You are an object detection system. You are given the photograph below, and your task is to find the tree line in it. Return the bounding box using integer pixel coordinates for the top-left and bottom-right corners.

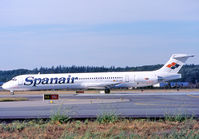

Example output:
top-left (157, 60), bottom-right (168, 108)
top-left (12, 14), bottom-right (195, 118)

top-left (0, 64), bottom-right (198, 83)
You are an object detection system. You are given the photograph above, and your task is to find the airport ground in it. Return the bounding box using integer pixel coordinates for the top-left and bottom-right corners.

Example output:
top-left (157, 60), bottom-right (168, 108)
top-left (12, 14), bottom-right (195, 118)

top-left (0, 89), bottom-right (199, 119)
top-left (1, 88), bottom-right (199, 95)
top-left (0, 89), bottom-right (199, 138)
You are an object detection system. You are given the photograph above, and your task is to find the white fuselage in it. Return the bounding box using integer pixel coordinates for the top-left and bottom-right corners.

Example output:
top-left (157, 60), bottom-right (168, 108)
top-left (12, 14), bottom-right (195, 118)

top-left (2, 71), bottom-right (163, 91)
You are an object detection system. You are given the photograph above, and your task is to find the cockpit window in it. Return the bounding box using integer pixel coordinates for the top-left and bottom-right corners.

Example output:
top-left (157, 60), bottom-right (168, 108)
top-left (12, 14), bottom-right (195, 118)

top-left (12, 78), bottom-right (17, 81)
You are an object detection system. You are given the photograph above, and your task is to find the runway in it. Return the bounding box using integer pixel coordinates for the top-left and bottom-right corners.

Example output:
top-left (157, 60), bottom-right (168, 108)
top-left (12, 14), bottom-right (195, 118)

top-left (0, 92), bottom-right (199, 119)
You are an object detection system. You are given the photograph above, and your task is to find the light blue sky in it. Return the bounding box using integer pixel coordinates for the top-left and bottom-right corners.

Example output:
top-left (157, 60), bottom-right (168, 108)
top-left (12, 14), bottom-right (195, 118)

top-left (0, 0), bottom-right (198, 70)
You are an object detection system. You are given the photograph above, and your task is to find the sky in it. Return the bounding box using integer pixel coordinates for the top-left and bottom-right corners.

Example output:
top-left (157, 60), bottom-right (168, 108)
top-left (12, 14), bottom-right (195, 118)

top-left (0, 0), bottom-right (199, 70)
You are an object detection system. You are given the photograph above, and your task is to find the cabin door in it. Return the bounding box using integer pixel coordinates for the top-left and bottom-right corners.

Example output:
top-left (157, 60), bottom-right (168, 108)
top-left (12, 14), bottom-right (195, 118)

top-left (125, 75), bottom-right (129, 82)
top-left (18, 77), bottom-right (24, 85)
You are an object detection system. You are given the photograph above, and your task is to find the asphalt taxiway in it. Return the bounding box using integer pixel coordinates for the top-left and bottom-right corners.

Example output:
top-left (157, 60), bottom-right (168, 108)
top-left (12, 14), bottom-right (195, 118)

top-left (0, 92), bottom-right (199, 119)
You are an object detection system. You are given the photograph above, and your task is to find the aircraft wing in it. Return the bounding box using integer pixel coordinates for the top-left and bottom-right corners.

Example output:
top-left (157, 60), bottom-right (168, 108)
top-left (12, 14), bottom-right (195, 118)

top-left (81, 82), bottom-right (123, 89)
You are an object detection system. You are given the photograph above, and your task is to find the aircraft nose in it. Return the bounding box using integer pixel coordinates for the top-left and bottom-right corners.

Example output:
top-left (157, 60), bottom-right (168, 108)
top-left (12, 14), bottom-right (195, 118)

top-left (2, 82), bottom-right (10, 90)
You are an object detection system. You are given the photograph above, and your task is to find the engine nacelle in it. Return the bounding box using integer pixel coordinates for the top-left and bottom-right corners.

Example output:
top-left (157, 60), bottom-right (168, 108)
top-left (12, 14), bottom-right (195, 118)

top-left (134, 73), bottom-right (158, 87)
top-left (159, 73), bottom-right (181, 82)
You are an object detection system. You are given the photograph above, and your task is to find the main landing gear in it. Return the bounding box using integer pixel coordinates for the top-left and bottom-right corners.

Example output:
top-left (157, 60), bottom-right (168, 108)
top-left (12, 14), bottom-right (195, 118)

top-left (105, 88), bottom-right (110, 94)
top-left (10, 91), bottom-right (14, 95)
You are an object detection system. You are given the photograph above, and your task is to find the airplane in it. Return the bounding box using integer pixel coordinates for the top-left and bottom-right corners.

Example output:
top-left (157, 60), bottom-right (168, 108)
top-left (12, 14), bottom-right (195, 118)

top-left (2, 54), bottom-right (194, 95)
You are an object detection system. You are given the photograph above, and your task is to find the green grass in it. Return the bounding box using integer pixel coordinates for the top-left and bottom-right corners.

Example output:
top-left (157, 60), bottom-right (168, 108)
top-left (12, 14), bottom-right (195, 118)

top-left (50, 111), bottom-right (71, 124)
top-left (96, 112), bottom-right (119, 124)
top-left (0, 120), bottom-right (47, 132)
top-left (165, 114), bottom-right (194, 122)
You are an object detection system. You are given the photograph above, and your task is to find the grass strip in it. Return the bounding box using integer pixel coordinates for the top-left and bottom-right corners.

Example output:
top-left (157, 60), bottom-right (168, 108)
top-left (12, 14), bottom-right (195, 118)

top-left (0, 97), bottom-right (28, 102)
top-left (0, 118), bottom-right (199, 139)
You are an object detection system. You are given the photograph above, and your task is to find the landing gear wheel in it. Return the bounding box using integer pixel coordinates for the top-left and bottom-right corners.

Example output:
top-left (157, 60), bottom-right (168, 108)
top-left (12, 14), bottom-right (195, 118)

top-left (10, 91), bottom-right (14, 95)
top-left (105, 89), bottom-right (110, 94)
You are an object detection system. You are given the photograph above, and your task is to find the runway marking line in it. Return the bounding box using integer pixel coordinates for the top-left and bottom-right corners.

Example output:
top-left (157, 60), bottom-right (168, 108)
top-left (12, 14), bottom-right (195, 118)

top-left (187, 94), bottom-right (199, 98)
top-left (135, 103), bottom-right (157, 106)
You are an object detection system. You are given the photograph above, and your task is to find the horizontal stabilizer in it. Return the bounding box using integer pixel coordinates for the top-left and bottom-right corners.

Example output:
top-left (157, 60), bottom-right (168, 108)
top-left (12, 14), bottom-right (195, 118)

top-left (157, 54), bottom-right (194, 74)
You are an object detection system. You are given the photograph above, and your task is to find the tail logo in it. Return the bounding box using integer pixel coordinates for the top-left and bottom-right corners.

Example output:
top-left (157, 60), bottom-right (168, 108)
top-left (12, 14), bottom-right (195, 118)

top-left (166, 62), bottom-right (180, 69)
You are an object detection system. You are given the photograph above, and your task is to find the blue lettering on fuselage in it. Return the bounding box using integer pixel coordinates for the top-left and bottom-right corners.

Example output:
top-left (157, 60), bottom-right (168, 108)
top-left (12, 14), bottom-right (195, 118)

top-left (24, 76), bottom-right (34, 85)
top-left (24, 75), bottom-right (78, 86)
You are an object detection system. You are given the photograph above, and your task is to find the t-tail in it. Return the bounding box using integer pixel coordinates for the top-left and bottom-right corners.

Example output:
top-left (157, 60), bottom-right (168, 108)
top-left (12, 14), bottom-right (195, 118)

top-left (155, 54), bottom-right (194, 82)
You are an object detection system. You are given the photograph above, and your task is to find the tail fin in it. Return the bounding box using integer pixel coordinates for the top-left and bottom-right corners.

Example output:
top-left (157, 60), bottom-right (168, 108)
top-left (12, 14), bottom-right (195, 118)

top-left (157, 54), bottom-right (194, 73)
